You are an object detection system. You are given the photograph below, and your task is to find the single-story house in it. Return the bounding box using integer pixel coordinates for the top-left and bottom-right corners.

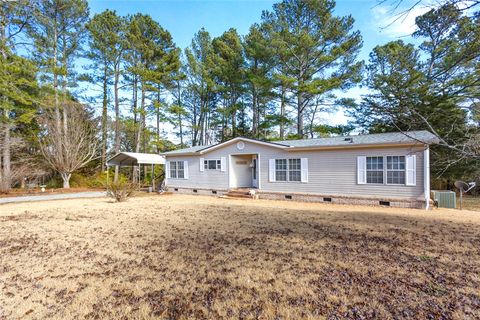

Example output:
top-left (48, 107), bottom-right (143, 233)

top-left (161, 130), bottom-right (439, 209)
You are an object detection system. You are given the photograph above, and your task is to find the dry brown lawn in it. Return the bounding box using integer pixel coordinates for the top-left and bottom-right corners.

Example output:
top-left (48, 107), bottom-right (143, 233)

top-left (1, 194), bottom-right (479, 320)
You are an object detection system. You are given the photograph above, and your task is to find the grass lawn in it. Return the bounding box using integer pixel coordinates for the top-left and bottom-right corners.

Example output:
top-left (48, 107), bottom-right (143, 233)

top-left (1, 194), bottom-right (479, 319)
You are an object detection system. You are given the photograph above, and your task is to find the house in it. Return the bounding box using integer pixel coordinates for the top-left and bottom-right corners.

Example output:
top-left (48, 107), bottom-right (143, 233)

top-left (161, 130), bottom-right (439, 209)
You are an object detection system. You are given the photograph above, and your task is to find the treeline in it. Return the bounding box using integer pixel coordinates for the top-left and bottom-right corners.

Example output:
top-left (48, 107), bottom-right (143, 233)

top-left (0, 0), bottom-right (478, 192)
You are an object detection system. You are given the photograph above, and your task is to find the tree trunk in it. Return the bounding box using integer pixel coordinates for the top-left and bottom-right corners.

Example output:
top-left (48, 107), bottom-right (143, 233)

top-left (53, 23), bottom-right (61, 139)
top-left (297, 92), bottom-right (304, 138)
top-left (101, 65), bottom-right (108, 171)
top-left (61, 33), bottom-right (68, 138)
top-left (114, 63), bottom-right (121, 182)
top-left (132, 75), bottom-right (138, 182)
top-left (280, 86), bottom-right (286, 139)
top-left (61, 172), bottom-right (71, 189)
top-left (1, 111), bottom-right (11, 192)
top-left (156, 86), bottom-right (161, 152)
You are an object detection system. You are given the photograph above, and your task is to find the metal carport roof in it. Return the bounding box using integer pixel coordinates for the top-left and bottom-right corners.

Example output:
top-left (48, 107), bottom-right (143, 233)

top-left (106, 152), bottom-right (165, 166)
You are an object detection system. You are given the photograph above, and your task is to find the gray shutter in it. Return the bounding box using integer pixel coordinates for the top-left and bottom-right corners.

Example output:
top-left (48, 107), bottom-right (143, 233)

top-left (406, 155), bottom-right (416, 186)
top-left (199, 158), bottom-right (204, 172)
top-left (357, 156), bottom-right (366, 184)
top-left (301, 158), bottom-right (308, 183)
top-left (269, 159), bottom-right (276, 182)
top-left (183, 161), bottom-right (189, 179)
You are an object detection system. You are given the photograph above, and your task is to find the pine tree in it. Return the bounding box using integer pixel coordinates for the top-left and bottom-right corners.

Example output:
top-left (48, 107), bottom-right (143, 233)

top-left (85, 10), bottom-right (127, 174)
top-left (184, 28), bottom-right (216, 146)
top-left (0, 1), bottom-right (38, 192)
top-left (243, 23), bottom-right (277, 139)
top-left (210, 28), bottom-right (245, 140)
top-left (262, 0), bottom-right (363, 138)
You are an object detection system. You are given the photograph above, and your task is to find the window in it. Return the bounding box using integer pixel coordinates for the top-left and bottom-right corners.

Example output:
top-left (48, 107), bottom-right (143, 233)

top-left (288, 159), bottom-right (301, 182)
top-left (387, 156), bottom-right (406, 184)
top-left (169, 161), bottom-right (185, 179)
top-left (177, 161), bottom-right (185, 179)
top-left (275, 159), bottom-right (287, 181)
top-left (366, 156), bottom-right (384, 184)
top-left (170, 161), bottom-right (177, 179)
top-left (204, 159), bottom-right (221, 170)
top-left (275, 158), bottom-right (301, 182)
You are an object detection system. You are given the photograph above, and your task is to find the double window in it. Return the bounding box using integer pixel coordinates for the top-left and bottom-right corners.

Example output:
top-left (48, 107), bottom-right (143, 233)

top-left (275, 159), bottom-right (301, 182)
top-left (204, 159), bottom-right (221, 170)
top-left (170, 161), bottom-right (185, 179)
top-left (366, 156), bottom-right (406, 185)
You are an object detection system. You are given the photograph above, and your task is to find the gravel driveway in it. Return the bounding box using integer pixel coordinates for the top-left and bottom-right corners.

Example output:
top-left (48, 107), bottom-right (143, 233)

top-left (0, 191), bottom-right (106, 204)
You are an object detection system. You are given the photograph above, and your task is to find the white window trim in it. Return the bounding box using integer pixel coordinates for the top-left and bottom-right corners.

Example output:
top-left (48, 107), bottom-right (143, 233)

top-left (168, 160), bottom-right (188, 180)
top-left (273, 158), bottom-right (303, 183)
top-left (361, 155), bottom-right (415, 187)
top-left (203, 158), bottom-right (222, 171)
top-left (365, 156), bottom-right (385, 185)
top-left (385, 155), bottom-right (407, 186)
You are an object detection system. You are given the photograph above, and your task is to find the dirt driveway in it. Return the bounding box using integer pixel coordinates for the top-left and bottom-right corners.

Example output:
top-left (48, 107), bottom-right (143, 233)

top-left (1, 194), bottom-right (479, 319)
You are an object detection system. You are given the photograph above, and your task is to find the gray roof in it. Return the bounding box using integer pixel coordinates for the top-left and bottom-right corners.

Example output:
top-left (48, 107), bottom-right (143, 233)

top-left (277, 130), bottom-right (439, 148)
top-left (162, 130), bottom-right (438, 156)
top-left (161, 145), bottom-right (209, 155)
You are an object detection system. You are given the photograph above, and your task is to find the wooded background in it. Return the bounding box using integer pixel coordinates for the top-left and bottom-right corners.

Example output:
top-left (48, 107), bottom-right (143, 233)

top-left (0, 0), bottom-right (478, 191)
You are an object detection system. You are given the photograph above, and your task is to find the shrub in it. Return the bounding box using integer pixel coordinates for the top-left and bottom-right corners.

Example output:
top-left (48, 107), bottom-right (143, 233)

top-left (106, 181), bottom-right (136, 202)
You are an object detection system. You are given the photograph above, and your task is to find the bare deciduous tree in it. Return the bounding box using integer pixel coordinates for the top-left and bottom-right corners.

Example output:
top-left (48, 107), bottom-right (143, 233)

top-left (39, 101), bottom-right (98, 188)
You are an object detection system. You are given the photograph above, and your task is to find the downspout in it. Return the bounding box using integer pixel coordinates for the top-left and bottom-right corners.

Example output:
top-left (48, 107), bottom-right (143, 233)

top-left (424, 146), bottom-right (430, 210)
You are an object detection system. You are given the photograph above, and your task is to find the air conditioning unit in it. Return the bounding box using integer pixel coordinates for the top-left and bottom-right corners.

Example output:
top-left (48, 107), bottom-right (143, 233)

top-left (431, 190), bottom-right (456, 209)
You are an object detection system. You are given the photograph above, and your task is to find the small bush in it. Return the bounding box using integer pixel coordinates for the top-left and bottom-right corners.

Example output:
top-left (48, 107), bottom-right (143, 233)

top-left (106, 181), bottom-right (136, 202)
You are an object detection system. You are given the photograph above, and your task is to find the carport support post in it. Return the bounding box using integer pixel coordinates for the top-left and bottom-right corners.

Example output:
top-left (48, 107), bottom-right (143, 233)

top-left (106, 165), bottom-right (109, 187)
top-left (152, 163), bottom-right (155, 191)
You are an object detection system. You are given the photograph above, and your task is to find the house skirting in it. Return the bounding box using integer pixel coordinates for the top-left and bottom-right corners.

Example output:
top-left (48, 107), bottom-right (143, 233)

top-left (256, 191), bottom-right (425, 209)
top-left (167, 186), bottom-right (228, 197)
top-left (167, 187), bottom-right (425, 209)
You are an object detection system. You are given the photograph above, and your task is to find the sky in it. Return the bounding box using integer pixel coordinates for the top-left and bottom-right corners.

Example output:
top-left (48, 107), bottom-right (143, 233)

top-left (86, 0), bottom-right (431, 137)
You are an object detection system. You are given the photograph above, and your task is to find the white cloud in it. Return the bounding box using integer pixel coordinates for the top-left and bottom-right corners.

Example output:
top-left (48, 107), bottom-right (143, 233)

top-left (372, 4), bottom-right (431, 38)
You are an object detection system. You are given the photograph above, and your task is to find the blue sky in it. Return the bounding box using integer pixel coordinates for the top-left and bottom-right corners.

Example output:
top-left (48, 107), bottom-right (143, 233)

top-left (86, 0), bottom-right (430, 134)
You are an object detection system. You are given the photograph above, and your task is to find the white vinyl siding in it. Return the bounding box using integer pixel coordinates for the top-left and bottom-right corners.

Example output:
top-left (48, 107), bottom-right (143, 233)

top-left (165, 141), bottom-right (424, 200)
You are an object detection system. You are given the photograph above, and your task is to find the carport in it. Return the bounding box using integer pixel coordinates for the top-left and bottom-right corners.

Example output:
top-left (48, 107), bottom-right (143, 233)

top-left (106, 152), bottom-right (166, 191)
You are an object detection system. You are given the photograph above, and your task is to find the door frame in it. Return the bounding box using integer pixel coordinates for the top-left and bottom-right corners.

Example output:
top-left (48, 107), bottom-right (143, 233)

top-left (228, 153), bottom-right (259, 189)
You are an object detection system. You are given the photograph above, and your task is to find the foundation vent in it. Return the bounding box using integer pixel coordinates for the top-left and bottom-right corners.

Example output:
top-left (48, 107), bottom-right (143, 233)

top-left (323, 197), bottom-right (332, 202)
top-left (193, 189), bottom-right (198, 193)
top-left (379, 201), bottom-right (390, 206)
top-left (285, 195), bottom-right (292, 200)
top-left (212, 190), bottom-right (217, 194)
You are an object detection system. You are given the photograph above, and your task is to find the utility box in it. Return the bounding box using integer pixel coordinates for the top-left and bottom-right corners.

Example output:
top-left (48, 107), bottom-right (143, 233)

top-left (431, 190), bottom-right (456, 209)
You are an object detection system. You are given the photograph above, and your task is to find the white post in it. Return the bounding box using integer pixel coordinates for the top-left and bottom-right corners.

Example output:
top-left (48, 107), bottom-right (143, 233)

top-left (424, 146), bottom-right (430, 210)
